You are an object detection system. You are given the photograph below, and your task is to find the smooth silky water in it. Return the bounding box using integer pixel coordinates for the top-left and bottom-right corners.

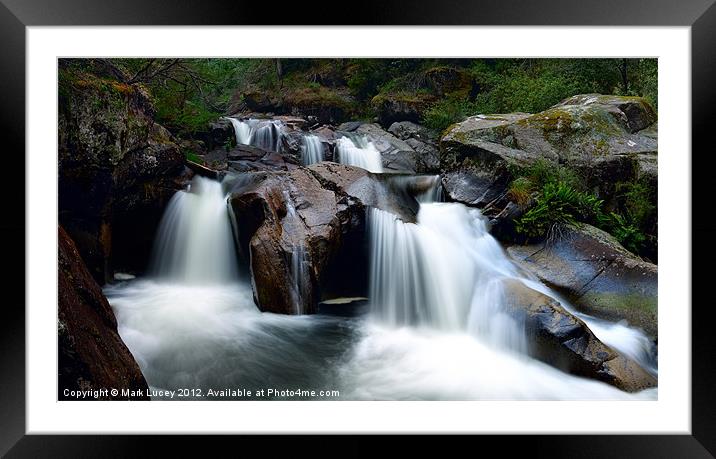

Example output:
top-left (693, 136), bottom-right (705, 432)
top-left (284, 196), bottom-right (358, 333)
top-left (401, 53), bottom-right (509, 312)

top-left (106, 174), bottom-right (657, 400)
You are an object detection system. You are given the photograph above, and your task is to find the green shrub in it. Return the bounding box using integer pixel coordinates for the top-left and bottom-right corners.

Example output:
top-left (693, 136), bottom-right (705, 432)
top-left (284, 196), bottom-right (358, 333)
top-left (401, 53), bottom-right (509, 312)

top-left (515, 181), bottom-right (604, 240)
top-left (521, 158), bottom-right (581, 190)
top-left (606, 212), bottom-right (647, 254)
top-left (616, 179), bottom-right (655, 229)
top-left (422, 97), bottom-right (477, 132)
top-left (515, 177), bottom-right (650, 256)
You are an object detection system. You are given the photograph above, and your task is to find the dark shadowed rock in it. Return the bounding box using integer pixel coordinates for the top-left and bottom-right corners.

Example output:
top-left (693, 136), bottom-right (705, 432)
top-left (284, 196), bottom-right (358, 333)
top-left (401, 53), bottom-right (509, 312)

top-left (228, 163), bottom-right (418, 315)
top-left (388, 121), bottom-right (441, 173)
top-left (507, 224), bottom-right (657, 340)
top-left (199, 117), bottom-right (234, 151)
top-left (441, 135), bottom-right (536, 206)
top-left (371, 92), bottom-right (436, 126)
top-left (58, 226), bottom-right (149, 400)
top-left (502, 279), bottom-right (656, 392)
top-left (59, 61), bottom-right (186, 282)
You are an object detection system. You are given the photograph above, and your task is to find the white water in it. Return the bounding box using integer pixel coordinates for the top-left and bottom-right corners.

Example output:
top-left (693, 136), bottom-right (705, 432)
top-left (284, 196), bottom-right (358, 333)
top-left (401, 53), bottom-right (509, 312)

top-left (283, 191), bottom-right (310, 314)
top-left (336, 136), bottom-right (383, 172)
top-left (226, 118), bottom-right (283, 152)
top-left (104, 172), bottom-right (656, 401)
top-left (226, 117), bottom-right (253, 145)
top-left (149, 176), bottom-right (238, 284)
top-left (368, 200), bottom-right (657, 374)
top-left (301, 135), bottom-right (324, 165)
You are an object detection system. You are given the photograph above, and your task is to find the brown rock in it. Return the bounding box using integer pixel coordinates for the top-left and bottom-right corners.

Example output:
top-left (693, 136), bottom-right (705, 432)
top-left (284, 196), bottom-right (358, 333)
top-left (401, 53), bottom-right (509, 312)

top-left (58, 226), bottom-right (149, 400)
top-left (229, 163), bottom-right (419, 315)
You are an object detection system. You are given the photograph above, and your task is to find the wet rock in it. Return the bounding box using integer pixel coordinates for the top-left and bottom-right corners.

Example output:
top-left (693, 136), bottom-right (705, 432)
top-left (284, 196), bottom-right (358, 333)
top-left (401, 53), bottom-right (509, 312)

top-left (353, 123), bottom-right (430, 174)
top-left (229, 163), bottom-right (418, 315)
top-left (226, 144), bottom-right (300, 172)
top-left (58, 225), bottom-right (149, 400)
top-left (502, 279), bottom-right (656, 392)
top-left (507, 224), bottom-right (657, 340)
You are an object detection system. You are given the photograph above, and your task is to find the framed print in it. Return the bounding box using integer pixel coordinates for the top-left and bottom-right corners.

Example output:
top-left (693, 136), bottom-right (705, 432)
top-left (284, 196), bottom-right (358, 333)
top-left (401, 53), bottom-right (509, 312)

top-left (2, 0), bottom-right (715, 456)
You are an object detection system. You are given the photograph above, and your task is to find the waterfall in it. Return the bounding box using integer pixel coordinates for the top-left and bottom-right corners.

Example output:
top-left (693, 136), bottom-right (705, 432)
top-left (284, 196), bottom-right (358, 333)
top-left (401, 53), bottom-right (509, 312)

top-left (368, 199), bottom-right (656, 368)
top-left (336, 136), bottom-right (383, 172)
top-left (301, 135), bottom-right (324, 166)
top-left (368, 204), bottom-right (526, 352)
top-left (149, 176), bottom-right (238, 284)
top-left (225, 117), bottom-right (283, 152)
top-left (416, 175), bottom-right (444, 203)
top-left (283, 191), bottom-right (310, 314)
top-left (226, 117), bottom-right (253, 145)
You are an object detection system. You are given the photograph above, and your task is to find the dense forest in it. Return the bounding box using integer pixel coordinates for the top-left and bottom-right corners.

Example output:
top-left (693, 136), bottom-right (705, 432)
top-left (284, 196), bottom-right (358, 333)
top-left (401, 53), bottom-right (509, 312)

top-left (102, 58), bottom-right (657, 134)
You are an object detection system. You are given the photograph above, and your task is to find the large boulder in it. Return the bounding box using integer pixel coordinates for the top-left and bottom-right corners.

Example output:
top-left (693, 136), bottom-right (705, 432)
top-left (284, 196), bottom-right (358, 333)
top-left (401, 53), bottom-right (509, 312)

top-left (440, 113), bottom-right (535, 206)
top-left (58, 226), bottom-right (149, 400)
top-left (502, 279), bottom-right (656, 392)
top-left (440, 95), bottom-right (658, 209)
top-left (58, 59), bottom-right (186, 283)
top-left (197, 117), bottom-right (234, 151)
top-left (507, 224), bottom-right (657, 340)
top-left (388, 121), bottom-right (441, 173)
top-left (228, 162), bottom-right (418, 315)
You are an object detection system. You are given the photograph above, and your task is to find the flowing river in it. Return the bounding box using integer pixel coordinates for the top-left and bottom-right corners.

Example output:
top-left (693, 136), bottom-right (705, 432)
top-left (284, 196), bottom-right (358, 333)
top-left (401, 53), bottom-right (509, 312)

top-left (105, 135), bottom-right (657, 401)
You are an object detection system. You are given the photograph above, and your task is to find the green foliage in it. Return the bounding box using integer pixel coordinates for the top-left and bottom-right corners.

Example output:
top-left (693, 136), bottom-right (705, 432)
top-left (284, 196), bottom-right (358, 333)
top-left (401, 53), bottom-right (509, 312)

top-left (422, 97), bottom-right (478, 132)
top-left (514, 170), bottom-right (651, 256)
top-left (521, 158), bottom-right (581, 190)
top-left (616, 179), bottom-right (655, 228)
top-left (515, 181), bottom-right (605, 239)
top-left (606, 212), bottom-right (647, 254)
top-left (507, 177), bottom-right (535, 208)
top-left (224, 135), bottom-right (236, 152)
top-left (184, 149), bottom-right (203, 164)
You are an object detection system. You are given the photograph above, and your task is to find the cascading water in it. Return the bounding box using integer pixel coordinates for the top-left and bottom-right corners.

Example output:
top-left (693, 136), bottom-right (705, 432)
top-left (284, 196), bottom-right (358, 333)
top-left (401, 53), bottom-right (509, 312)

top-left (226, 117), bottom-right (253, 145)
top-left (149, 176), bottom-right (238, 284)
top-left (283, 191), bottom-right (310, 314)
top-left (301, 135), bottom-right (324, 166)
top-left (367, 187), bottom-right (657, 372)
top-left (104, 161), bottom-right (656, 401)
top-left (335, 136), bottom-right (383, 172)
top-left (226, 117), bottom-right (283, 152)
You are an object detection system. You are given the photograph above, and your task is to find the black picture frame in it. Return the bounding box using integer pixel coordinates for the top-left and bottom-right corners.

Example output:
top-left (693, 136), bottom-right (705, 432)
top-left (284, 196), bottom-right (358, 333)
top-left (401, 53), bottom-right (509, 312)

top-left (2, 1), bottom-right (714, 456)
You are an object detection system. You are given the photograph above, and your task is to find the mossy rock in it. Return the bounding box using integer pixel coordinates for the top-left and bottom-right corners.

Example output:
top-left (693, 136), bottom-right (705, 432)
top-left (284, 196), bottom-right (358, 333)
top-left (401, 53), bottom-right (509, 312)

top-left (438, 94), bottom-right (657, 214)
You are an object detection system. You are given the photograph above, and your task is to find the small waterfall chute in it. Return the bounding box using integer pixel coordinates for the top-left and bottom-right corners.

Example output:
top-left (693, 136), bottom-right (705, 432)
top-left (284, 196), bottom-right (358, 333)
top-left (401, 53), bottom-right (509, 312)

top-left (301, 135), bottom-right (324, 166)
top-left (225, 117), bottom-right (284, 152)
top-left (336, 136), bottom-right (383, 172)
top-left (149, 176), bottom-right (239, 284)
